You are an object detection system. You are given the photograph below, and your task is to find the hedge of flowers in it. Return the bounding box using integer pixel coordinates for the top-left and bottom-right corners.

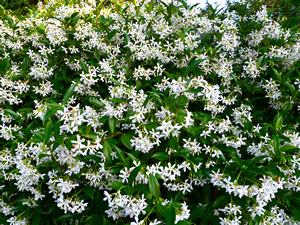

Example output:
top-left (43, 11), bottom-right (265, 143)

top-left (0, 0), bottom-right (300, 224)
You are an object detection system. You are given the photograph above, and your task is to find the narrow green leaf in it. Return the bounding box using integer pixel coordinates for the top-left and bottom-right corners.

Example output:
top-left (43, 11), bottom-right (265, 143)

top-left (84, 186), bottom-right (95, 199)
top-left (109, 181), bottom-right (123, 190)
top-left (69, 12), bottom-right (80, 26)
top-left (63, 83), bottom-right (77, 104)
top-left (280, 145), bottom-right (299, 152)
top-left (272, 135), bottom-right (280, 152)
top-left (184, 58), bottom-right (203, 75)
top-left (43, 104), bottom-right (63, 122)
top-left (107, 29), bottom-right (118, 40)
top-left (121, 133), bottom-right (133, 149)
top-left (5, 16), bottom-right (15, 28)
top-left (125, 152), bottom-right (138, 162)
top-left (111, 98), bottom-right (126, 103)
top-left (212, 195), bottom-right (230, 209)
top-left (80, 59), bottom-right (89, 73)
top-left (177, 95), bottom-right (189, 107)
top-left (124, 33), bottom-right (129, 46)
top-left (103, 141), bottom-right (112, 163)
top-left (149, 174), bottom-right (160, 198)
top-left (114, 145), bottom-right (126, 164)
top-left (178, 0), bottom-right (188, 9)
top-left (108, 117), bottom-right (117, 133)
top-left (152, 152), bottom-right (169, 161)
top-left (0, 57), bottom-right (10, 73)
top-left (32, 205), bottom-right (42, 225)
top-left (272, 68), bottom-right (282, 83)
top-left (257, 55), bottom-right (265, 67)
top-left (4, 109), bottom-right (21, 122)
top-left (149, 91), bottom-right (162, 104)
top-left (128, 164), bottom-right (142, 186)
top-left (44, 119), bottom-right (53, 143)
top-left (157, 202), bottom-right (176, 225)
top-left (22, 56), bottom-right (29, 74)
top-left (274, 113), bottom-right (283, 131)
top-left (167, 202), bottom-right (176, 225)
top-left (89, 97), bottom-right (104, 107)
top-left (84, 214), bottom-right (102, 225)
top-left (184, 126), bottom-right (202, 137)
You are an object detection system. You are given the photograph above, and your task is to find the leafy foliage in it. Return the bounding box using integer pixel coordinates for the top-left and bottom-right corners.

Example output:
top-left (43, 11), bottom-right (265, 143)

top-left (0, 0), bottom-right (299, 224)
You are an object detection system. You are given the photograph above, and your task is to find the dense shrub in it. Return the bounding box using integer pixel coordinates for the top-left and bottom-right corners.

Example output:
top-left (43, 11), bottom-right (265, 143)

top-left (0, 0), bottom-right (300, 224)
top-left (0, 0), bottom-right (39, 16)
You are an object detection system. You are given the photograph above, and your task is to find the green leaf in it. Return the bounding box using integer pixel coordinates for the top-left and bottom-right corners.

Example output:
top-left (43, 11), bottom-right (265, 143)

top-left (68, 12), bottom-right (80, 26)
top-left (84, 186), bottom-right (95, 199)
top-left (4, 109), bottom-right (21, 122)
top-left (44, 119), bottom-right (53, 143)
top-left (114, 145), bottom-right (126, 164)
top-left (257, 55), bottom-right (266, 67)
top-left (272, 67), bottom-right (282, 83)
top-left (148, 91), bottom-right (162, 104)
top-left (212, 195), bottom-right (230, 209)
top-left (281, 101), bottom-right (293, 112)
top-left (272, 135), bottom-right (280, 152)
top-left (285, 81), bottom-right (296, 95)
top-left (203, 184), bottom-right (211, 203)
top-left (273, 112), bottom-right (283, 131)
top-left (192, 112), bottom-right (211, 121)
top-left (63, 83), bottom-right (77, 104)
top-left (191, 205), bottom-right (207, 220)
top-left (36, 24), bottom-right (46, 34)
top-left (280, 145), bottom-right (299, 152)
top-left (84, 214), bottom-right (102, 225)
top-left (108, 117), bottom-right (117, 133)
top-left (93, 50), bottom-right (101, 61)
top-left (145, 122), bottom-right (159, 130)
top-left (111, 98), bottom-right (126, 103)
top-left (184, 58), bottom-right (204, 75)
top-left (107, 29), bottom-right (118, 40)
top-left (177, 95), bottom-right (189, 107)
top-left (109, 181), bottom-right (123, 190)
top-left (0, 57), bottom-right (10, 73)
top-left (168, 137), bottom-right (179, 149)
top-left (121, 133), bottom-right (133, 150)
top-left (89, 97), bottom-right (104, 107)
top-left (184, 126), bottom-right (202, 137)
top-left (22, 56), bottom-right (29, 74)
top-left (158, 202), bottom-right (176, 225)
top-left (292, 208), bottom-right (300, 221)
top-left (32, 205), bottom-right (42, 225)
top-left (103, 141), bottom-right (112, 163)
top-left (128, 164), bottom-right (142, 186)
top-left (43, 104), bottom-right (63, 122)
top-left (125, 152), bottom-right (138, 162)
top-left (124, 32), bottom-right (129, 46)
top-left (178, 0), bottom-right (188, 9)
top-left (80, 59), bottom-right (89, 73)
top-left (149, 174), bottom-right (160, 199)
top-left (152, 152), bottom-right (169, 161)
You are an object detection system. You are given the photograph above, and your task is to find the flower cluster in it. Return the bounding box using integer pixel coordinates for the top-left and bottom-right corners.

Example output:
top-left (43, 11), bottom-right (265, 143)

top-left (0, 0), bottom-right (299, 224)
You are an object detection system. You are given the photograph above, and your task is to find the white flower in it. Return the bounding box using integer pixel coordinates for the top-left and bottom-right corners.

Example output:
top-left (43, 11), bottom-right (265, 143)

top-left (131, 132), bottom-right (155, 154)
top-left (56, 179), bottom-right (79, 194)
top-left (104, 191), bottom-right (147, 221)
top-left (33, 80), bottom-right (54, 96)
top-left (156, 120), bottom-right (182, 139)
top-left (175, 202), bottom-right (190, 224)
top-left (183, 138), bottom-right (202, 155)
top-left (149, 219), bottom-right (162, 225)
